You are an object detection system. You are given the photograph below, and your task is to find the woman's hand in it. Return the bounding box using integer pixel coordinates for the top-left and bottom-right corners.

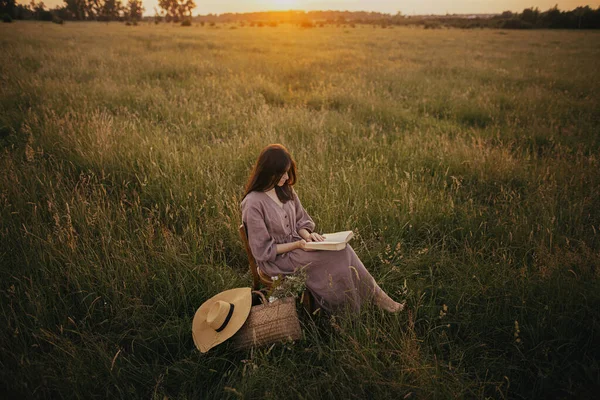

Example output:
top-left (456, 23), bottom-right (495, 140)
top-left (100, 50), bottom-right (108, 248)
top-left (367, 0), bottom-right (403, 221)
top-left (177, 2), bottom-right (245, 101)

top-left (307, 232), bottom-right (325, 242)
top-left (296, 239), bottom-right (316, 251)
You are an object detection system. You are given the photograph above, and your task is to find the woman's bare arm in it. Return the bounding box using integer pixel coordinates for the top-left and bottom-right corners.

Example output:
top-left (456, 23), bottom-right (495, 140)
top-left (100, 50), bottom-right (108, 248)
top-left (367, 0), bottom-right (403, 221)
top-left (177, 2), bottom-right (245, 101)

top-left (298, 228), bottom-right (311, 241)
top-left (276, 239), bottom-right (316, 254)
top-left (276, 241), bottom-right (302, 254)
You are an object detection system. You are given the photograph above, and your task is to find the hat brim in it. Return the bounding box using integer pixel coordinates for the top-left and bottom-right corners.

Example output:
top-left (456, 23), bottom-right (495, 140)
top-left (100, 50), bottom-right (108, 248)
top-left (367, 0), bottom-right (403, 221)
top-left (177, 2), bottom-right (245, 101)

top-left (192, 287), bottom-right (252, 353)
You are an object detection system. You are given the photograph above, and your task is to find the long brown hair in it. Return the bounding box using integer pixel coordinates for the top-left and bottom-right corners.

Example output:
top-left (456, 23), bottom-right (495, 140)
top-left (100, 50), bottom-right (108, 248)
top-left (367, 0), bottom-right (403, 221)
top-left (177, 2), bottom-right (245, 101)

top-left (244, 144), bottom-right (297, 203)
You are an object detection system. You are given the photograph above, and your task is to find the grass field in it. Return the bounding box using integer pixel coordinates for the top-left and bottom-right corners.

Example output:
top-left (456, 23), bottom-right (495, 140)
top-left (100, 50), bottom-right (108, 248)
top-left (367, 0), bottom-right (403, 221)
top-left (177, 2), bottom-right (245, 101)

top-left (1, 21), bottom-right (599, 399)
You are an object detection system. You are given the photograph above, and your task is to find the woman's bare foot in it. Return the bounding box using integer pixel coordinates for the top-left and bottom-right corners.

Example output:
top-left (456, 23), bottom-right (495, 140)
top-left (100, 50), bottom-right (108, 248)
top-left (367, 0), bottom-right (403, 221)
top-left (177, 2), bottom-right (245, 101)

top-left (380, 299), bottom-right (406, 313)
top-left (374, 289), bottom-right (406, 313)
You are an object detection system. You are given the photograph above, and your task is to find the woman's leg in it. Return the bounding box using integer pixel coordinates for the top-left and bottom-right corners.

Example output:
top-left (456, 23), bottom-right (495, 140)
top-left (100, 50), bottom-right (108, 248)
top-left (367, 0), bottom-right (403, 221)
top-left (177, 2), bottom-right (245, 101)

top-left (290, 245), bottom-right (405, 313)
top-left (345, 245), bottom-right (405, 313)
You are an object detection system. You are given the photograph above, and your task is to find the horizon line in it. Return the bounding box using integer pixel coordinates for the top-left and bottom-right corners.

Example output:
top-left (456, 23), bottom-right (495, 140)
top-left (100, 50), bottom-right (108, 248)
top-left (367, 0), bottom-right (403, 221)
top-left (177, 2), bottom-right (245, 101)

top-left (143, 6), bottom-right (599, 17)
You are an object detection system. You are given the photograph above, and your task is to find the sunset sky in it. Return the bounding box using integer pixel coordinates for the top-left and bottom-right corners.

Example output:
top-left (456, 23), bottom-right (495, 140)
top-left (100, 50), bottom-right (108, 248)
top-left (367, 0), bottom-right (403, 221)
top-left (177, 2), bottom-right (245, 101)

top-left (33, 0), bottom-right (600, 16)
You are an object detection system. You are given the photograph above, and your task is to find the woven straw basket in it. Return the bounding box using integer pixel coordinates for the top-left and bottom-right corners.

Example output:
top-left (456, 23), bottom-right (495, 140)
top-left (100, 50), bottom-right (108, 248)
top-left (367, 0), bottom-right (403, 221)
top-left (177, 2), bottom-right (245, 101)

top-left (233, 291), bottom-right (302, 350)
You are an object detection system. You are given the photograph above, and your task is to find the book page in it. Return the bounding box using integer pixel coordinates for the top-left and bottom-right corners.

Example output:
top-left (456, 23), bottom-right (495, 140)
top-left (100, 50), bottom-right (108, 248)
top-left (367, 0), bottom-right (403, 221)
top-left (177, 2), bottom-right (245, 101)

top-left (320, 230), bottom-right (353, 244)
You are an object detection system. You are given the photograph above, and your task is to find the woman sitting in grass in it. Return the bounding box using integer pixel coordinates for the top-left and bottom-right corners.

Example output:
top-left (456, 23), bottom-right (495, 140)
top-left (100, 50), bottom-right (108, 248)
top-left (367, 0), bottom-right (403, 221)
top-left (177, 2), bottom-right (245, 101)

top-left (241, 144), bottom-right (404, 313)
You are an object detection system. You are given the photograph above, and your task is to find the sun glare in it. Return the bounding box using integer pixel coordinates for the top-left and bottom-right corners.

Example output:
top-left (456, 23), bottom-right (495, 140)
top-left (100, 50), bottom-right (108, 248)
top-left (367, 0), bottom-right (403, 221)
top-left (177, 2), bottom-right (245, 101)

top-left (268, 0), bottom-right (302, 11)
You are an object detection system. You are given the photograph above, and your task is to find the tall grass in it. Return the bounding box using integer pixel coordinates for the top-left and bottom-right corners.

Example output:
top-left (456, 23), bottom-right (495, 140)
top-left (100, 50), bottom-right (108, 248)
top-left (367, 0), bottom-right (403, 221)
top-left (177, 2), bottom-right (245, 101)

top-left (1, 22), bottom-right (599, 398)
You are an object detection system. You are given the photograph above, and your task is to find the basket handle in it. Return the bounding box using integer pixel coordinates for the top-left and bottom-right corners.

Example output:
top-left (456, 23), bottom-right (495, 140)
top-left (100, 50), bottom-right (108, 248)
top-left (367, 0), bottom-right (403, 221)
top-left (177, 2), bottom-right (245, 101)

top-left (252, 290), bottom-right (269, 306)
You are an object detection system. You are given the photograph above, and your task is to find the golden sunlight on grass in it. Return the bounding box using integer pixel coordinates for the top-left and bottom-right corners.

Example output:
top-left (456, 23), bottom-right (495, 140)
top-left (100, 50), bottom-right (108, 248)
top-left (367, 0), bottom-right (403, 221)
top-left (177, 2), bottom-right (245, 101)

top-left (1, 21), bottom-right (599, 399)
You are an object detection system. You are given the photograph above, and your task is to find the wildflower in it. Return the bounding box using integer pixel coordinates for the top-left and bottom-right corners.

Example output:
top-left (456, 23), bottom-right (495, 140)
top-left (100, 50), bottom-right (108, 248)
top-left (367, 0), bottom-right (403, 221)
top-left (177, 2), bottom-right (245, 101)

top-left (514, 320), bottom-right (521, 343)
top-left (330, 315), bottom-right (342, 333)
top-left (439, 304), bottom-right (448, 319)
top-left (268, 269), bottom-right (308, 300)
top-left (25, 144), bottom-right (35, 162)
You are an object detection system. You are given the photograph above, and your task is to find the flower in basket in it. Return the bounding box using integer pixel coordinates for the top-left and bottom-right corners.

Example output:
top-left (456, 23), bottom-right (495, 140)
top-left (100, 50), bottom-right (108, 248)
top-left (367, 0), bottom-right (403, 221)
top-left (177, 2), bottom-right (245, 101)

top-left (268, 267), bottom-right (308, 300)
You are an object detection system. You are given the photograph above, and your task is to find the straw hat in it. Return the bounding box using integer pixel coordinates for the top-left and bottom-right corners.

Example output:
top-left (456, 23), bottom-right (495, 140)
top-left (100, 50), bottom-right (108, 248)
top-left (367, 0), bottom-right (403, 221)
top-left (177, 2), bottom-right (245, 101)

top-left (192, 287), bottom-right (252, 353)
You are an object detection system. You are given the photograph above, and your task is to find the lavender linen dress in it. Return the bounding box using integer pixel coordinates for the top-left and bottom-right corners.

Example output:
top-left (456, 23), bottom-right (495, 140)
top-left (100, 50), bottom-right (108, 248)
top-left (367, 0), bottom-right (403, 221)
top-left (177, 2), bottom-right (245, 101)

top-left (241, 190), bottom-right (381, 312)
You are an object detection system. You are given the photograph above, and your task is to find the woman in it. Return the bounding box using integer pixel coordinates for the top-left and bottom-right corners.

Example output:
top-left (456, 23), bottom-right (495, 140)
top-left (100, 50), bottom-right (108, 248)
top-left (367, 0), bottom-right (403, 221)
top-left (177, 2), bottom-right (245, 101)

top-left (241, 144), bottom-right (404, 313)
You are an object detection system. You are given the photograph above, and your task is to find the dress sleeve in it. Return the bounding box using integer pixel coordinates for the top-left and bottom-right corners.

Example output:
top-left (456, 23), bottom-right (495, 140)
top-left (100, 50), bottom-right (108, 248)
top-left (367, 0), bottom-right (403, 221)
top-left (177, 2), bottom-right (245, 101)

top-left (243, 203), bottom-right (278, 263)
top-left (293, 190), bottom-right (316, 233)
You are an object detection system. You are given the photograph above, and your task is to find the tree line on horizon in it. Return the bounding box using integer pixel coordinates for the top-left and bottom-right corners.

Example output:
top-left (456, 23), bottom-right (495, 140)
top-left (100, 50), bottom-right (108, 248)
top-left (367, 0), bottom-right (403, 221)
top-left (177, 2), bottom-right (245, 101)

top-left (195, 7), bottom-right (600, 30)
top-left (1, 1), bottom-right (600, 29)
top-left (0, 0), bottom-right (195, 23)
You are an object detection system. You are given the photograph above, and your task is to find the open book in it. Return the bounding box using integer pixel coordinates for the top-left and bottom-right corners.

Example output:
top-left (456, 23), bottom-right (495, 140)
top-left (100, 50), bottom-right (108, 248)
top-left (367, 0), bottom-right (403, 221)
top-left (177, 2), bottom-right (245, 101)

top-left (304, 230), bottom-right (354, 251)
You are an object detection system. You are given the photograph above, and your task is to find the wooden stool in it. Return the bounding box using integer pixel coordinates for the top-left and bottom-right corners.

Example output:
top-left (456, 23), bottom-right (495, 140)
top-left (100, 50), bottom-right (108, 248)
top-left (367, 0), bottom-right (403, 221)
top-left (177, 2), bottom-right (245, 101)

top-left (239, 224), bottom-right (314, 313)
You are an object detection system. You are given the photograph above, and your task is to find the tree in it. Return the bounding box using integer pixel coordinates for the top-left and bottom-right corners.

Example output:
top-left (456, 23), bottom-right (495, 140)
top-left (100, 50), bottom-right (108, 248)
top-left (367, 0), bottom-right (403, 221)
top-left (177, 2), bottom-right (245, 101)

top-left (29, 1), bottom-right (52, 20)
top-left (158, 0), bottom-right (195, 22)
top-left (153, 6), bottom-right (163, 23)
top-left (521, 7), bottom-right (540, 25)
top-left (14, 3), bottom-right (34, 19)
top-left (62, 0), bottom-right (124, 21)
top-left (63, 0), bottom-right (88, 20)
top-left (0, 0), bottom-right (16, 17)
top-left (98, 0), bottom-right (122, 21)
top-left (125, 0), bottom-right (143, 21)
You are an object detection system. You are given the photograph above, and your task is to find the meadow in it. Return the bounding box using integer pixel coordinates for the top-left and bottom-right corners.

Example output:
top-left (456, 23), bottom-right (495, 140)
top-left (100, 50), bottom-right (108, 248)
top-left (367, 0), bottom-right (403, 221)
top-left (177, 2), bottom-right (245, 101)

top-left (1, 21), bottom-right (599, 399)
